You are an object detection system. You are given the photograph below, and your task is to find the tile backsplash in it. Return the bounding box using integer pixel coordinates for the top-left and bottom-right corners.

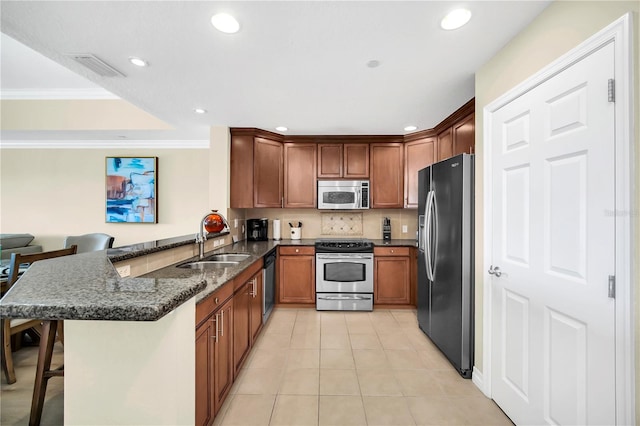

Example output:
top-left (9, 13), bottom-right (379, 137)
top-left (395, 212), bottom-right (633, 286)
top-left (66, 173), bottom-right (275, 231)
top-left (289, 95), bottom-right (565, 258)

top-left (321, 212), bottom-right (363, 236)
top-left (244, 208), bottom-right (418, 240)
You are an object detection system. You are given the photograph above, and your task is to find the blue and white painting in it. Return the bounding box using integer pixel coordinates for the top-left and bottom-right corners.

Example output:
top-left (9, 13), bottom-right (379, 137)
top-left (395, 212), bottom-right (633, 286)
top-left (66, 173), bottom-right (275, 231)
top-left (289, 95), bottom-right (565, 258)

top-left (106, 157), bottom-right (157, 223)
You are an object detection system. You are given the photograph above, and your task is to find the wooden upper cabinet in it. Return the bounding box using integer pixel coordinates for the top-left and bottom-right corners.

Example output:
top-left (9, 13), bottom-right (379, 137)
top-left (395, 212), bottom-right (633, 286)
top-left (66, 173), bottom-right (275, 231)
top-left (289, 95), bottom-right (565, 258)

top-left (317, 144), bottom-right (343, 178)
top-left (453, 113), bottom-right (475, 156)
top-left (404, 137), bottom-right (435, 208)
top-left (317, 143), bottom-right (369, 179)
top-left (230, 133), bottom-right (254, 208)
top-left (437, 127), bottom-right (453, 162)
top-left (343, 144), bottom-right (369, 178)
top-left (370, 143), bottom-right (404, 208)
top-left (254, 137), bottom-right (283, 208)
top-left (284, 143), bottom-right (317, 208)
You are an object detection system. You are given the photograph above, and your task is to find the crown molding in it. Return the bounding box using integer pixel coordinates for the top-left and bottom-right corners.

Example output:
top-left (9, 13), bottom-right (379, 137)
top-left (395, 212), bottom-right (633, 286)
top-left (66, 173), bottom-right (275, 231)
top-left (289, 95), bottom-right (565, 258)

top-left (0, 88), bottom-right (119, 100)
top-left (0, 139), bottom-right (210, 149)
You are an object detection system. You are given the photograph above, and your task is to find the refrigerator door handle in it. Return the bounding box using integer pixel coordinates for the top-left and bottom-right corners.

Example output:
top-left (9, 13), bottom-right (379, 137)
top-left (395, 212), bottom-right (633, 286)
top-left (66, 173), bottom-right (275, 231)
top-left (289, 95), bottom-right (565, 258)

top-left (425, 190), bottom-right (434, 281)
top-left (418, 214), bottom-right (425, 251)
top-left (432, 190), bottom-right (438, 280)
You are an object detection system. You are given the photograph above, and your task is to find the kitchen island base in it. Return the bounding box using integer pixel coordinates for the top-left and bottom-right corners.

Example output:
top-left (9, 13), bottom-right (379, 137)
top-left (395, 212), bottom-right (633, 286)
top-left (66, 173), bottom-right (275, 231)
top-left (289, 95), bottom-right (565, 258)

top-left (64, 299), bottom-right (195, 425)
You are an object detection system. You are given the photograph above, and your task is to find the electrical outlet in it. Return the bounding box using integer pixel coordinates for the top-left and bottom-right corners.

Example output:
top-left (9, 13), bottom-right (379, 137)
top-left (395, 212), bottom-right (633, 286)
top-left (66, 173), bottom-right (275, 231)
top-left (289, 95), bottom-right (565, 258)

top-left (213, 239), bottom-right (220, 247)
top-left (234, 218), bottom-right (238, 228)
top-left (217, 238), bottom-right (225, 246)
top-left (402, 225), bottom-right (408, 233)
top-left (116, 265), bottom-right (130, 277)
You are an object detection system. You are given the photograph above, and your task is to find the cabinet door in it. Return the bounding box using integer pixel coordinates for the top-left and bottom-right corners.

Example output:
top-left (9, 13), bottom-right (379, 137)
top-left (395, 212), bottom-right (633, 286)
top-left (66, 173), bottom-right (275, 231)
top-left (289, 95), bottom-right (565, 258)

top-left (317, 144), bottom-right (343, 178)
top-left (404, 138), bottom-right (435, 208)
top-left (370, 143), bottom-right (404, 208)
top-left (214, 300), bottom-right (233, 415)
top-left (254, 137), bottom-right (283, 208)
top-left (230, 133), bottom-right (255, 208)
top-left (343, 144), bottom-right (369, 178)
top-left (284, 143), bottom-right (317, 208)
top-left (233, 281), bottom-right (251, 375)
top-left (374, 256), bottom-right (411, 305)
top-left (250, 273), bottom-right (263, 342)
top-left (453, 113), bottom-right (475, 156)
top-left (278, 254), bottom-right (315, 304)
top-left (195, 318), bottom-right (214, 426)
top-left (437, 127), bottom-right (453, 161)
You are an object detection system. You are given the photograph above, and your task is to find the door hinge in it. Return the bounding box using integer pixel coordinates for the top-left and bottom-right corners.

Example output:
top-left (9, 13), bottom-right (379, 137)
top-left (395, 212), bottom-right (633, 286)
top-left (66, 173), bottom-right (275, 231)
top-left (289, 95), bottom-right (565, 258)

top-left (608, 275), bottom-right (616, 298)
top-left (607, 79), bottom-right (615, 102)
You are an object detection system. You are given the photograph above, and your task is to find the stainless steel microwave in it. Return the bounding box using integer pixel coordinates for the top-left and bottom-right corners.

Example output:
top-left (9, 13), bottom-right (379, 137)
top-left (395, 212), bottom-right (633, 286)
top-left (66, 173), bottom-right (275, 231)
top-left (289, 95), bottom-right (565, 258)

top-left (317, 180), bottom-right (369, 210)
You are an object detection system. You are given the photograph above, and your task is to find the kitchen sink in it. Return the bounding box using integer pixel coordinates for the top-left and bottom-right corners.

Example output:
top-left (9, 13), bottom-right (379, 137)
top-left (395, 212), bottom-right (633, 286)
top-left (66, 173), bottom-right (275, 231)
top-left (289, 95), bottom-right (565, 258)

top-left (205, 253), bottom-right (251, 262)
top-left (177, 260), bottom-right (239, 270)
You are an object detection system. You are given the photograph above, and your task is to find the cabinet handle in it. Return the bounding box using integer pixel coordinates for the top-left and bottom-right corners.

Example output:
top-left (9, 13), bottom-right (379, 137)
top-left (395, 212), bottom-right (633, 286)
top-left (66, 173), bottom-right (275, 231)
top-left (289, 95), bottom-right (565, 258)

top-left (295, 249), bottom-right (299, 253)
top-left (220, 310), bottom-right (224, 337)
top-left (214, 297), bottom-right (219, 304)
top-left (391, 249), bottom-right (394, 253)
top-left (211, 316), bottom-right (218, 342)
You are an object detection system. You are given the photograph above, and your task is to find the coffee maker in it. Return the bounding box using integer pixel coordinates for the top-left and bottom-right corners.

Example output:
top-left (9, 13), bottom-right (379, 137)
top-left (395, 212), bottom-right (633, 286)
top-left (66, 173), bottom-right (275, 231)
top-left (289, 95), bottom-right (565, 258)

top-left (247, 218), bottom-right (268, 241)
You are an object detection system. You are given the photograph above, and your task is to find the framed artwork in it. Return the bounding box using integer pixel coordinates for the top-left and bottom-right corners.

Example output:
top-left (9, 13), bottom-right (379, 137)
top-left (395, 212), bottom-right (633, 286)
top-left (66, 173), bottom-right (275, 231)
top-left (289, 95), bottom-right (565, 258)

top-left (106, 157), bottom-right (158, 223)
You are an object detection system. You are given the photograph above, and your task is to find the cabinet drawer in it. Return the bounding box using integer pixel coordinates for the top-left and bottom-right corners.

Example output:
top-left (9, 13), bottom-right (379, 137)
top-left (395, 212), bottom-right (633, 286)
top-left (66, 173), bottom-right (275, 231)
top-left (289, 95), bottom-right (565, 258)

top-left (279, 246), bottom-right (315, 256)
top-left (196, 282), bottom-right (233, 326)
top-left (374, 246), bottom-right (410, 257)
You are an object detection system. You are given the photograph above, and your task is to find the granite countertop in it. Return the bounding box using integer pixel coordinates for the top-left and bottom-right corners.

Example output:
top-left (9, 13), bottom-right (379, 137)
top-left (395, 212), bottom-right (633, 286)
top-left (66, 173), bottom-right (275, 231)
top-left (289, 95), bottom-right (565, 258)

top-left (0, 235), bottom-right (417, 322)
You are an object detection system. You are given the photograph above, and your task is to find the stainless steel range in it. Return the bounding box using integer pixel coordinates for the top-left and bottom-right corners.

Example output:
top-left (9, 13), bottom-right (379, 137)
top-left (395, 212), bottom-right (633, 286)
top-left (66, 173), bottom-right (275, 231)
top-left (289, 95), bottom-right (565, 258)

top-left (315, 239), bottom-right (374, 311)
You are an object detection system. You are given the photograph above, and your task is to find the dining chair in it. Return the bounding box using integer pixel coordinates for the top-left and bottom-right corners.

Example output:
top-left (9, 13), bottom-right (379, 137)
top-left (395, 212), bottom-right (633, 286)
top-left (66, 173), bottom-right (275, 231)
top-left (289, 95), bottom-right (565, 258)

top-left (1, 245), bottom-right (78, 386)
top-left (63, 233), bottom-right (114, 253)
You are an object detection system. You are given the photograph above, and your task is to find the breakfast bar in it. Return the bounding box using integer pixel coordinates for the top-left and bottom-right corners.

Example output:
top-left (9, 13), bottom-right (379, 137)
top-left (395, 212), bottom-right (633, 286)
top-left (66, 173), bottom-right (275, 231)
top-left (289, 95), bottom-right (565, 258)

top-left (0, 233), bottom-right (280, 425)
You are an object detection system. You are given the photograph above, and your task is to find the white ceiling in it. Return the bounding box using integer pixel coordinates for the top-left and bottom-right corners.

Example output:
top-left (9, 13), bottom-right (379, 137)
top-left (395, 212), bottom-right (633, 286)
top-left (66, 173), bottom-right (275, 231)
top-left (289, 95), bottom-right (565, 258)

top-left (0, 1), bottom-right (550, 140)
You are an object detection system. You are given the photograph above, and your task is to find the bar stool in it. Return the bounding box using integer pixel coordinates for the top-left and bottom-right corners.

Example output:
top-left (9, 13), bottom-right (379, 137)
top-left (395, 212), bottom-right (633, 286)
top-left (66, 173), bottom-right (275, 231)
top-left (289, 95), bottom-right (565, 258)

top-left (0, 246), bottom-right (77, 426)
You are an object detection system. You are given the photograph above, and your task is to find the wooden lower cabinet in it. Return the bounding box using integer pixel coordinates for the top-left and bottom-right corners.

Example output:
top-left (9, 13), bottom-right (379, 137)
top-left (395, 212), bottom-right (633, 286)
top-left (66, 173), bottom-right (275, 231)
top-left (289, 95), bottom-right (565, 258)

top-left (195, 296), bottom-right (233, 426)
top-left (196, 259), bottom-right (263, 426)
top-left (195, 317), bottom-right (214, 426)
top-left (374, 247), bottom-right (411, 305)
top-left (233, 273), bottom-right (263, 375)
top-left (277, 246), bottom-right (315, 304)
top-left (250, 272), bottom-right (263, 342)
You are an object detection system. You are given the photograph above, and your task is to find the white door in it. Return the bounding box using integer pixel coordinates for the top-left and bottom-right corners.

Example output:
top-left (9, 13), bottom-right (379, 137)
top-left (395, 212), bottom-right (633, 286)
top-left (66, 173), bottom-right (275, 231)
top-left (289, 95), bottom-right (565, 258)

top-left (490, 42), bottom-right (616, 425)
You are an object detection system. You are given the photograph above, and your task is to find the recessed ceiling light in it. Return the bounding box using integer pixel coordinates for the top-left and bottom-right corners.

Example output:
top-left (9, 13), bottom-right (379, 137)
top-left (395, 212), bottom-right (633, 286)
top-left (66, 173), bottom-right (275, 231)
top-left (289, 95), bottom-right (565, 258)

top-left (366, 60), bottom-right (380, 68)
top-left (129, 57), bottom-right (147, 67)
top-left (404, 125), bottom-right (418, 132)
top-left (194, 108), bottom-right (207, 114)
top-left (441, 8), bottom-right (472, 30)
top-left (211, 13), bottom-right (240, 34)
top-left (275, 126), bottom-right (288, 132)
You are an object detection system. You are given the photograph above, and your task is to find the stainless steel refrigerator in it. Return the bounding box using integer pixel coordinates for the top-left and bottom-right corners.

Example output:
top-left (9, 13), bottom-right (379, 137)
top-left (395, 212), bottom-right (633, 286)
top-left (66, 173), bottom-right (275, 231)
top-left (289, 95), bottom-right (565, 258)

top-left (417, 153), bottom-right (474, 378)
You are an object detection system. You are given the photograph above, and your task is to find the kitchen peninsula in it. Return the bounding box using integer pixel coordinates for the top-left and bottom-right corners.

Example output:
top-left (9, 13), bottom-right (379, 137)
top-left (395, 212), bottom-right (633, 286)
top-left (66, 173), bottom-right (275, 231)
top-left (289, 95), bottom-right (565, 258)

top-left (0, 232), bottom-right (280, 425)
top-left (0, 233), bottom-right (417, 425)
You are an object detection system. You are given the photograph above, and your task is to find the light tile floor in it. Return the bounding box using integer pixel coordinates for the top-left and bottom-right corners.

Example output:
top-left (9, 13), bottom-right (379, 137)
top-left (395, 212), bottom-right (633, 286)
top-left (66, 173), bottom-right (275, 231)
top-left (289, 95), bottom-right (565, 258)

top-left (0, 309), bottom-right (514, 426)
top-left (215, 308), bottom-right (513, 426)
top-left (0, 341), bottom-right (64, 425)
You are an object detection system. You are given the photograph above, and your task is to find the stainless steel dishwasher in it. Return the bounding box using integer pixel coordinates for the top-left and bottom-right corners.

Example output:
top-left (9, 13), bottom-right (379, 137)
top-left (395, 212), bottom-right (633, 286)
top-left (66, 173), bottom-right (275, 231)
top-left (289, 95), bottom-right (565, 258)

top-left (262, 248), bottom-right (276, 323)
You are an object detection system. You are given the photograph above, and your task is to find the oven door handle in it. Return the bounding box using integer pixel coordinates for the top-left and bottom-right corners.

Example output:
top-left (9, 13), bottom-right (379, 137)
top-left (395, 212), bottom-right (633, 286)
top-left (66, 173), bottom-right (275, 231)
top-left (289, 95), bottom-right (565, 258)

top-left (316, 254), bottom-right (373, 260)
top-left (317, 295), bottom-right (372, 301)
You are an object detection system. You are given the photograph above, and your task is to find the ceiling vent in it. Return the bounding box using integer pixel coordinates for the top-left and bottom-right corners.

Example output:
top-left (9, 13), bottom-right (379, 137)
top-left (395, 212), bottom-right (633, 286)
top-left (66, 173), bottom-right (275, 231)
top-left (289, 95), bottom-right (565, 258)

top-left (65, 53), bottom-right (125, 77)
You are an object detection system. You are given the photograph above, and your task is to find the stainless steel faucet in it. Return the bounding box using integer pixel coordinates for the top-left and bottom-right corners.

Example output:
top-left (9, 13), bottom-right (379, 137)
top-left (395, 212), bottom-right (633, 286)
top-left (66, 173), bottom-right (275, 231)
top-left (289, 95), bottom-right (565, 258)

top-left (196, 211), bottom-right (230, 259)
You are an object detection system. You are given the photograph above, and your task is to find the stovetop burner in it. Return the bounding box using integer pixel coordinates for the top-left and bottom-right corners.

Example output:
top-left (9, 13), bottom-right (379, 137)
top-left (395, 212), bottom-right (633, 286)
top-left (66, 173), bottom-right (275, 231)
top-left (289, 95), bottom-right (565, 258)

top-left (314, 239), bottom-right (374, 253)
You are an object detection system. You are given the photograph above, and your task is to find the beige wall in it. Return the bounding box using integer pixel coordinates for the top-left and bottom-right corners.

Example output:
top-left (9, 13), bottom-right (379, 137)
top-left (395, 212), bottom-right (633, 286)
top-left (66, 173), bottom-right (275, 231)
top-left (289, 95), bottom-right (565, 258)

top-left (475, 0), bottom-right (639, 416)
top-left (0, 99), bottom-right (173, 130)
top-left (0, 128), bottom-right (234, 250)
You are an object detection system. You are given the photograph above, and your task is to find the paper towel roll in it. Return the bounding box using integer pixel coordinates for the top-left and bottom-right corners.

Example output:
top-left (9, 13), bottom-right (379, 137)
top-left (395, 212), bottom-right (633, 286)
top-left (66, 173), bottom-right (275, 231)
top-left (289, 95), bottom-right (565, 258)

top-left (273, 219), bottom-right (281, 240)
